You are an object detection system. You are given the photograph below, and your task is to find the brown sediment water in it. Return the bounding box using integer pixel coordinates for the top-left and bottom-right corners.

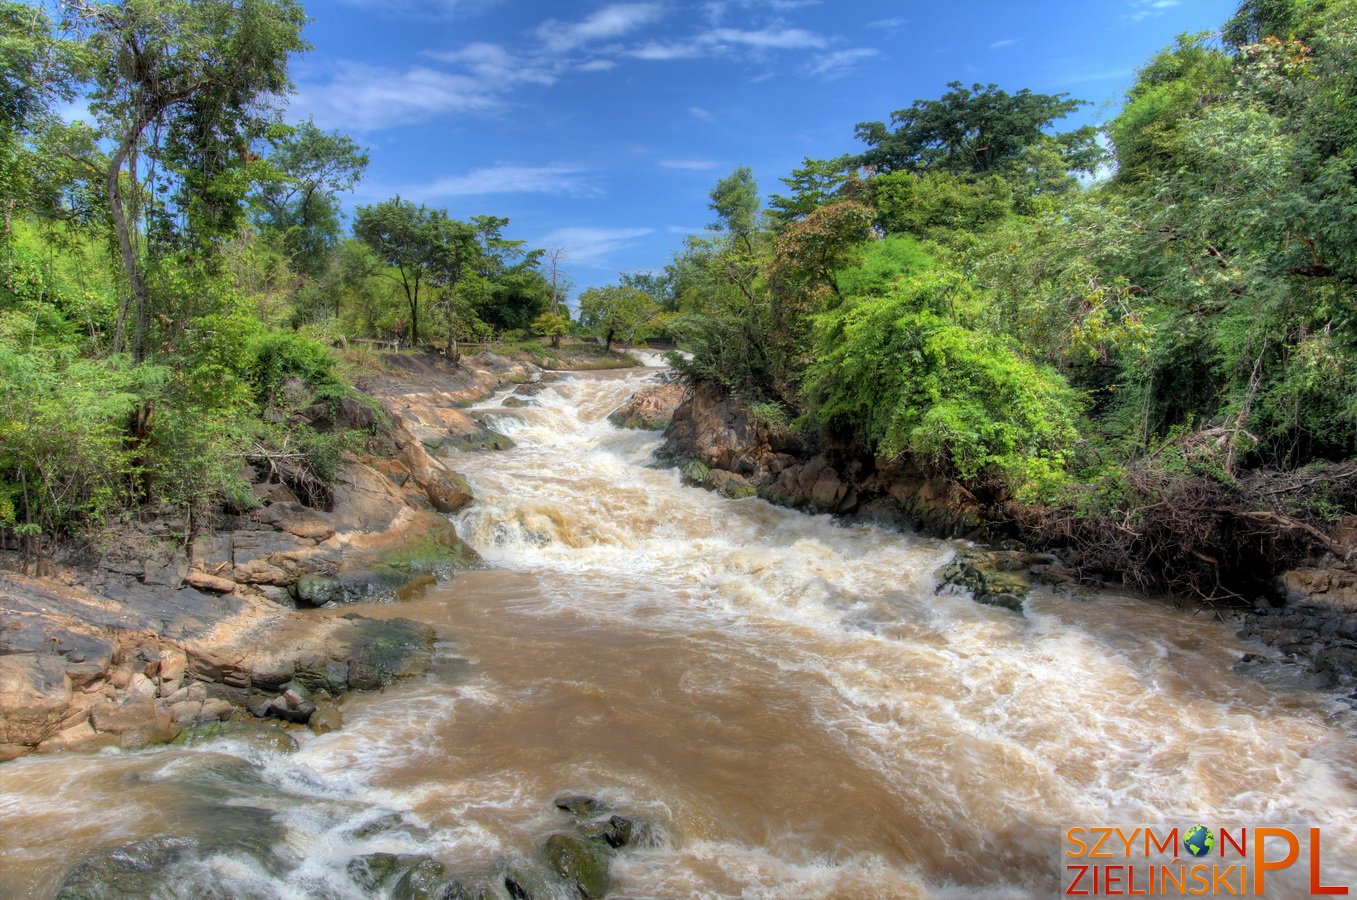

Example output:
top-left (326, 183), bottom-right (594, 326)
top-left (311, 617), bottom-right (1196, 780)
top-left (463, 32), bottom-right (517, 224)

top-left (1, 361), bottom-right (1354, 898)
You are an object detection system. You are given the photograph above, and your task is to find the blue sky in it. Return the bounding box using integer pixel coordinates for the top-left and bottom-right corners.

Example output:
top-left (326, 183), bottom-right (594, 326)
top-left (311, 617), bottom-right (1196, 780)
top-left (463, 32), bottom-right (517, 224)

top-left (289, 0), bottom-right (1240, 293)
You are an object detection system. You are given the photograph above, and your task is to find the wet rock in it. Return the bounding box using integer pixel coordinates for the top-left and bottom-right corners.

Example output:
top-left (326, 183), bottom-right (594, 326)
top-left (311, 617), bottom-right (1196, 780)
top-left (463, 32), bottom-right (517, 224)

top-left (0, 653), bottom-right (72, 747)
top-left (441, 876), bottom-right (514, 899)
top-left (935, 548), bottom-right (1048, 615)
top-left (309, 697), bottom-right (343, 735)
top-left (541, 833), bottom-right (611, 899)
top-left (554, 795), bottom-right (606, 818)
top-left (503, 859), bottom-right (561, 900)
top-left (444, 424), bottom-right (516, 453)
top-left (347, 812), bottom-right (411, 839)
top-left (57, 807), bottom-right (282, 900)
top-left (582, 815), bottom-right (646, 850)
top-left (501, 396), bottom-right (537, 409)
top-left (262, 679), bottom-right (317, 724)
top-left (393, 857), bottom-right (446, 899)
top-left (55, 835), bottom-right (199, 899)
top-left (608, 381), bottom-right (685, 430)
top-left (348, 853), bottom-right (443, 895)
top-left (679, 459), bottom-right (711, 488)
top-left (170, 721), bottom-right (299, 753)
top-left (345, 617), bottom-right (437, 691)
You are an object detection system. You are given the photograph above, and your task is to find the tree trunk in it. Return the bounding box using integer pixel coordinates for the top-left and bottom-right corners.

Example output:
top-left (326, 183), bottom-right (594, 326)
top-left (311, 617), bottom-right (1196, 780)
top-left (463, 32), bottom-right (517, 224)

top-left (106, 133), bottom-right (151, 362)
top-left (605, 328), bottom-right (615, 351)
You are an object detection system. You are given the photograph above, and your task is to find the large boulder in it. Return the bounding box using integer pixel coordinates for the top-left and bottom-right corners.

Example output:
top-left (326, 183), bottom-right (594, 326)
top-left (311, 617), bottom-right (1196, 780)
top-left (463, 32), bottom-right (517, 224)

top-left (0, 654), bottom-right (73, 747)
top-left (609, 381), bottom-right (686, 430)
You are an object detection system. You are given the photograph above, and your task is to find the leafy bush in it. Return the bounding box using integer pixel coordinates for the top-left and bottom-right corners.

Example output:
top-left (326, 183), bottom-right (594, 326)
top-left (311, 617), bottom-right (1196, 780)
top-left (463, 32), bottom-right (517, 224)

top-left (804, 273), bottom-right (1082, 498)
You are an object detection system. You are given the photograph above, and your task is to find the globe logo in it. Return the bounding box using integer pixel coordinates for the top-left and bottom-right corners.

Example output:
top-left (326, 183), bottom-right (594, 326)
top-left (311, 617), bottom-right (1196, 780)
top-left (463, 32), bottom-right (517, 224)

top-left (1184, 825), bottom-right (1215, 858)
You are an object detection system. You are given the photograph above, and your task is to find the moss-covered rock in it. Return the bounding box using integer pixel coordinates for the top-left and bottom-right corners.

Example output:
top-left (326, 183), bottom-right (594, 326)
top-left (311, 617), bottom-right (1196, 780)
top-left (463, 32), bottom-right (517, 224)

top-left (344, 616), bottom-right (436, 691)
top-left (393, 857), bottom-right (446, 899)
top-left (541, 834), bottom-right (611, 899)
top-left (58, 808), bottom-right (281, 899)
top-left (935, 548), bottom-right (1063, 614)
top-left (444, 425), bottom-right (516, 453)
top-left (169, 720), bottom-right (299, 753)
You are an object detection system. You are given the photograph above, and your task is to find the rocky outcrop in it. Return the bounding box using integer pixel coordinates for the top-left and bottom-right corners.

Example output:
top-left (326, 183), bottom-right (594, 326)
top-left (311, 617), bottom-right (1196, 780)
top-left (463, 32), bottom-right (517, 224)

top-left (934, 547), bottom-right (1081, 614)
top-left (661, 381), bottom-right (991, 538)
top-left (1236, 556), bottom-right (1357, 693)
top-left (0, 351), bottom-right (533, 761)
top-left (608, 377), bottom-right (685, 430)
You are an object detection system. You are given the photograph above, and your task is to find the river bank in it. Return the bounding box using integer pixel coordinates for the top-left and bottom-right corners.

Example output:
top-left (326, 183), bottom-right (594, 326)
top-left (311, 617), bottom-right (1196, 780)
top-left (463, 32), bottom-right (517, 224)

top-left (0, 348), bottom-right (611, 761)
top-left (2, 357), bottom-right (1356, 898)
top-left (651, 379), bottom-right (1357, 698)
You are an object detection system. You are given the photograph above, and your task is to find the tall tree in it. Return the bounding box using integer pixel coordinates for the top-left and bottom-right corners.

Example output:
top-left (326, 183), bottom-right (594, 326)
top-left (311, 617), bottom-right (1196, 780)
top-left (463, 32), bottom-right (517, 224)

top-left (253, 120), bottom-right (368, 277)
top-left (0, 2), bottom-right (77, 241)
top-left (353, 197), bottom-right (448, 345)
top-left (577, 284), bottom-right (658, 351)
top-left (855, 81), bottom-right (1097, 177)
top-left (65, 0), bottom-right (307, 361)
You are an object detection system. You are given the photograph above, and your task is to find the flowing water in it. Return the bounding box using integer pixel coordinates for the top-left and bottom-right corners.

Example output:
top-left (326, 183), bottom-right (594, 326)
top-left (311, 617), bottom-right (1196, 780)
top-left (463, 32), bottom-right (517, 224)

top-left (2, 362), bottom-right (1356, 898)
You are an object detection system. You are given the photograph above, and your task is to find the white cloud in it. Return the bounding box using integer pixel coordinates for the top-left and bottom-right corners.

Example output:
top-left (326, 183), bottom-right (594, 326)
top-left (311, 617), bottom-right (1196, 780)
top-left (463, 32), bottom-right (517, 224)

top-left (704, 0), bottom-right (820, 23)
top-left (334, 0), bottom-right (499, 19)
top-left (1124, 0), bottom-right (1181, 23)
top-left (868, 16), bottom-right (908, 31)
top-left (809, 47), bottom-right (878, 78)
top-left (578, 59), bottom-right (619, 72)
top-left (689, 106), bottom-right (715, 122)
top-left (989, 38), bottom-right (1020, 50)
top-left (430, 42), bottom-right (557, 87)
top-left (704, 27), bottom-right (827, 50)
top-left (536, 226), bottom-right (655, 266)
top-left (538, 4), bottom-right (665, 53)
top-left (290, 62), bottom-right (502, 131)
top-left (412, 164), bottom-right (600, 199)
top-left (659, 159), bottom-right (721, 170)
top-left (629, 41), bottom-right (706, 61)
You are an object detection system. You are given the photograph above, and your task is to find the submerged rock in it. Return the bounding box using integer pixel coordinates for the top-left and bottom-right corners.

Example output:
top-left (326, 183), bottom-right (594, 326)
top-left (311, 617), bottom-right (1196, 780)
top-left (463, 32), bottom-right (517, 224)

top-left (170, 721), bottom-right (299, 754)
top-left (542, 834), bottom-right (611, 899)
top-left (502, 858), bottom-right (559, 900)
top-left (935, 548), bottom-right (1068, 615)
top-left (56, 835), bottom-right (200, 899)
top-left (348, 853), bottom-right (446, 899)
top-left (57, 807), bottom-right (282, 898)
top-left (344, 617), bottom-right (437, 691)
top-left (554, 795), bottom-right (606, 818)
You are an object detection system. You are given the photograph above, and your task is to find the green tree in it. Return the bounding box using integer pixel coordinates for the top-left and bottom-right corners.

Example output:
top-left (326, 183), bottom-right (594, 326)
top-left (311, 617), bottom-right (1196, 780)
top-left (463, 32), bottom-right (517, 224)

top-left (768, 155), bottom-right (859, 225)
top-left (531, 309), bottom-right (570, 348)
top-left (353, 197), bottom-right (448, 345)
top-left (253, 120), bottom-right (368, 278)
top-left (0, 2), bottom-right (78, 242)
top-left (577, 284), bottom-right (659, 350)
top-left (855, 82), bottom-right (1098, 177)
top-left (65, 0), bottom-right (307, 361)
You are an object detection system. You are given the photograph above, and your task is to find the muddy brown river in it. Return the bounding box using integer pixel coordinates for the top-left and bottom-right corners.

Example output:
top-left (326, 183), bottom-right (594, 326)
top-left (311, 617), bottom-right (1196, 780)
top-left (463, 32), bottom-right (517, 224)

top-left (2, 362), bottom-right (1355, 898)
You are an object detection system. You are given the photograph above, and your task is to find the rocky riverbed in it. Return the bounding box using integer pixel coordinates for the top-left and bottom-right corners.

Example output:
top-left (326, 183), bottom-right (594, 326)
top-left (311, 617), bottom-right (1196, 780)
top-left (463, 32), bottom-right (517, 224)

top-left (0, 351), bottom-right (545, 760)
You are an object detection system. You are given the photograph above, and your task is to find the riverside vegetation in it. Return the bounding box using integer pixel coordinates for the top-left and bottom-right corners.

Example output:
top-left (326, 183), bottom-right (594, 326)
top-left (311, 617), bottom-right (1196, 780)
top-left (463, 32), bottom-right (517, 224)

top-left (0, 0), bottom-right (1354, 797)
top-left (613, 0), bottom-right (1357, 610)
top-left (0, 2), bottom-right (1356, 894)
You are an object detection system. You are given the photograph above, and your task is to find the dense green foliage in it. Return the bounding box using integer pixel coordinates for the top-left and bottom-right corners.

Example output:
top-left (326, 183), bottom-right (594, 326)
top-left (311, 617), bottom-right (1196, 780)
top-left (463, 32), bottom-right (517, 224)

top-left (0, 0), bottom-right (556, 561)
top-left (650, 0), bottom-right (1357, 531)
